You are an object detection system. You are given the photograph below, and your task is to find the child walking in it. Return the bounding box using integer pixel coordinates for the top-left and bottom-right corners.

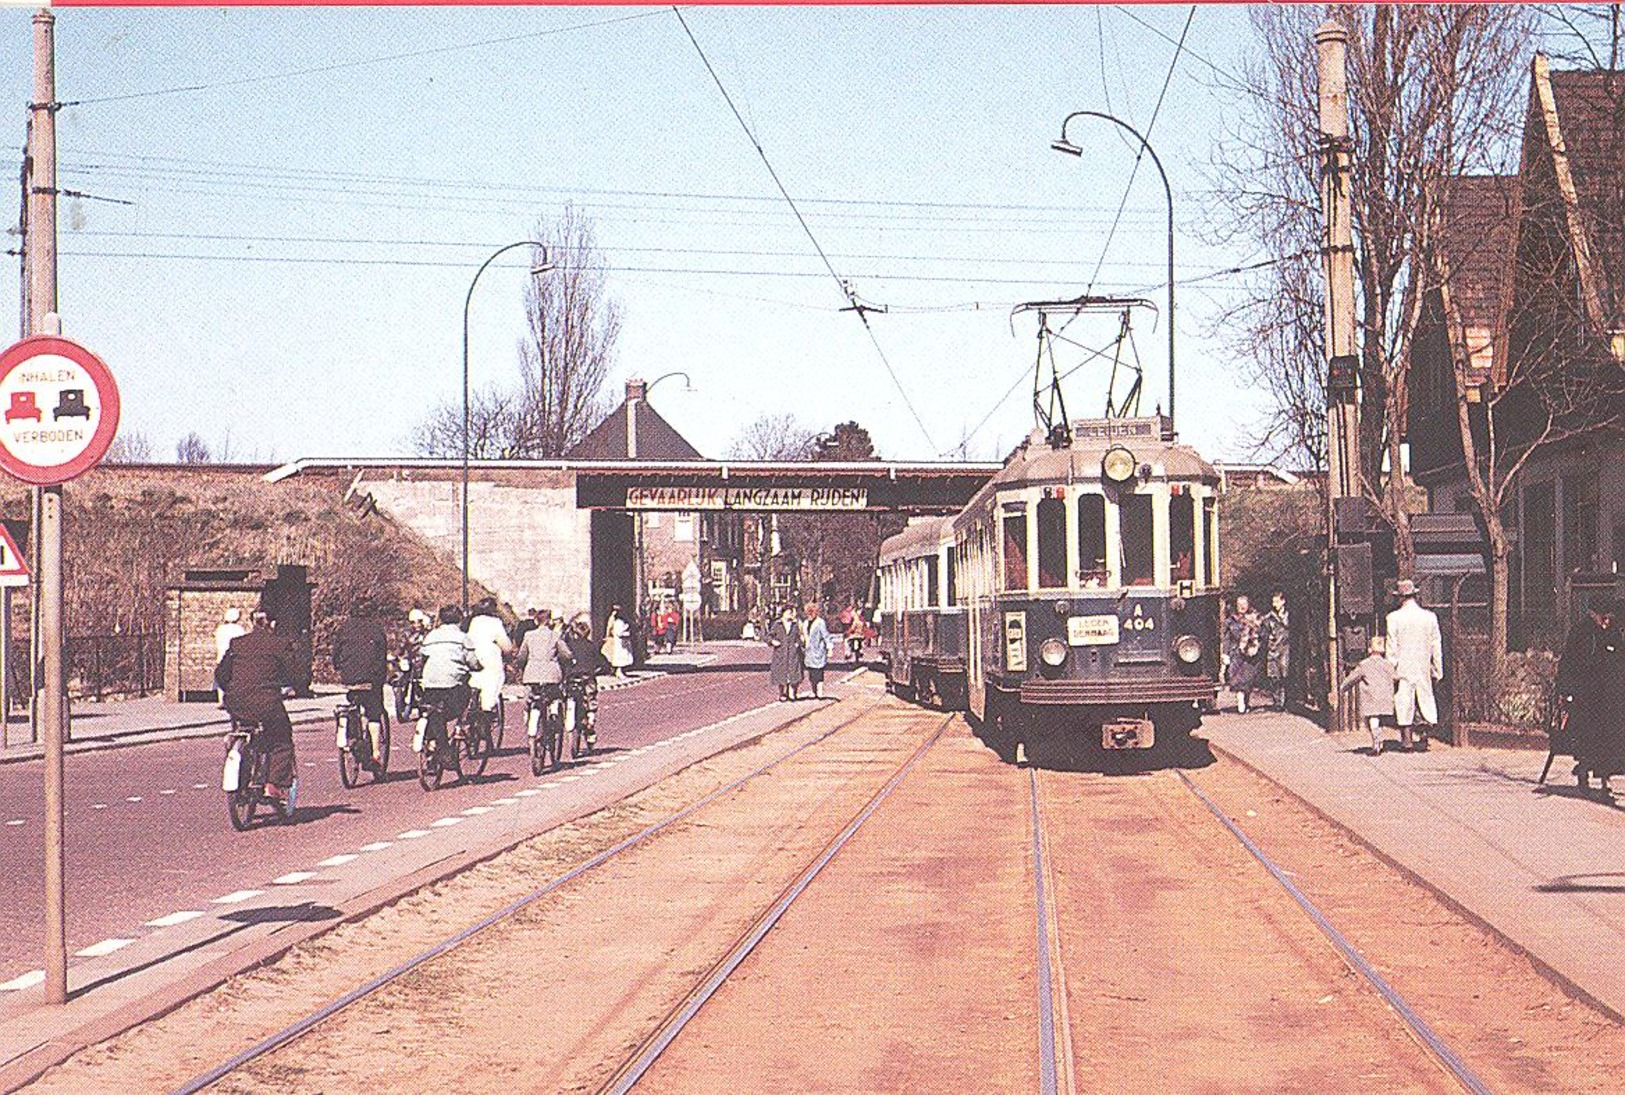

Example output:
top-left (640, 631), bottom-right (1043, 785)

top-left (1339, 635), bottom-right (1398, 755)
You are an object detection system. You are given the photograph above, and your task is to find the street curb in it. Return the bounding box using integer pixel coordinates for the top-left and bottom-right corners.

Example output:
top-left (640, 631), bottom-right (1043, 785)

top-left (1204, 734), bottom-right (1625, 1027)
top-left (0, 709), bottom-right (335, 766)
top-left (0, 690), bottom-right (875, 1093)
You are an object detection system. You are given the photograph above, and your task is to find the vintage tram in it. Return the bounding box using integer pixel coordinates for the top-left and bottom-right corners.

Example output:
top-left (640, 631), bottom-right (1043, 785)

top-left (878, 414), bottom-right (1222, 761)
top-left (875, 516), bottom-right (966, 709)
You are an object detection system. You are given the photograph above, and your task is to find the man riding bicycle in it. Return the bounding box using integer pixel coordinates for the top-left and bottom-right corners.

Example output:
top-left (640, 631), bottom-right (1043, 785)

top-left (332, 604), bottom-right (389, 772)
top-left (559, 612), bottom-right (602, 750)
top-left (215, 609), bottom-right (299, 807)
top-left (516, 608), bottom-right (569, 740)
top-left (416, 604), bottom-right (483, 758)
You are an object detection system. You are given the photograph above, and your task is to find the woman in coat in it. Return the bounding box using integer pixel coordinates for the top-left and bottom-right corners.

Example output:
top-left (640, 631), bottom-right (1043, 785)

top-left (802, 602), bottom-right (833, 700)
top-left (766, 606), bottom-right (804, 701)
top-left (601, 605), bottom-right (634, 678)
top-left (1563, 598), bottom-right (1624, 794)
top-left (1223, 594), bottom-right (1265, 714)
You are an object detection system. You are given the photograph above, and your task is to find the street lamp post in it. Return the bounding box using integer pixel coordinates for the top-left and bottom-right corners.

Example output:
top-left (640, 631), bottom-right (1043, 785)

top-left (461, 240), bottom-right (552, 609)
top-left (1051, 111), bottom-right (1176, 427)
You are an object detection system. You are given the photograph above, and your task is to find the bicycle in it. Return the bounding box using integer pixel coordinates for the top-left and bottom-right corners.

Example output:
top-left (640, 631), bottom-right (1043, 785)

top-left (224, 718), bottom-right (294, 831)
top-left (417, 699), bottom-right (465, 791)
top-left (392, 656), bottom-right (422, 722)
top-left (566, 674), bottom-right (597, 760)
top-left (335, 689), bottom-right (391, 789)
top-left (461, 698), bottom-right (493, 779)
top-left (526, 685), bottom-right (566, 776)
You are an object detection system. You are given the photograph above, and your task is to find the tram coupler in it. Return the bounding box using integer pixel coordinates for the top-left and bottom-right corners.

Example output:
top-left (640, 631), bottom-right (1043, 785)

top-left (1102, 718), bottom-right (1154, 750)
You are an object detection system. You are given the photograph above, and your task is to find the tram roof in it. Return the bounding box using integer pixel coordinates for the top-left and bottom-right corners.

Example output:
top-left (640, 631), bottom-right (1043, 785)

top-left (877, 516), bottom-right (954, 565)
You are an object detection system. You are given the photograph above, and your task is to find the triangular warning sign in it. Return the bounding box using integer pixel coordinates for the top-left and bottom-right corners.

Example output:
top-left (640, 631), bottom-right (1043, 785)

top-left (0, 523), bottom-right (29, 586)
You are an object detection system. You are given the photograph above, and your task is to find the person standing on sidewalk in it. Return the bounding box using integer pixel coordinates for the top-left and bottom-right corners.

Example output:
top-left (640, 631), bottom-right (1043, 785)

top-left (802, 602), bottom-right (833, 700)
top-left (213, 607), bottom-right (246, 704)
top-left (602, 605), bottom-right (634, 678)
top-left (1262, 590), bottom-right (1292, 710)
top-left (1222, 595), bottom-right (1264, 714)
top-left (1386, 579), bottom-right (1444, 751)
top-left (332, 606), bottom-right (389, 772)
top-left (1558, 597), bottom-right (1621, 794)
top-left (1339, 635), bottom-right (1398, 755)
top-left (767, 605), bottom-right (803, 701)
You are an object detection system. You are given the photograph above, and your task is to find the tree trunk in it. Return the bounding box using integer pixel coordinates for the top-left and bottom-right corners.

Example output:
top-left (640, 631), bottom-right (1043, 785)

top-left (1488, 528), bottom-right (1511, 684)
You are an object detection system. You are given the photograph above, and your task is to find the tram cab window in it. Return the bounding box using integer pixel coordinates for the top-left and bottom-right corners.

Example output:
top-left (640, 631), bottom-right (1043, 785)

top-left (1077, 494), bottom-right (1108, 588)
top-left (1002, 510), bottom-right (1028, 591)
top-left (925, 554), bottom-right (940, 608)
top-left (1170, 492), bottom-right (1196, 583)
top-left (1036, 497), bottom-right (1066, 589)
top-left (944, 551), bottom-right (957, 606)
top-left (1203, 497), bottom-right (1218, 588)
top-left (1120, 494), bottom-right (1155, 587)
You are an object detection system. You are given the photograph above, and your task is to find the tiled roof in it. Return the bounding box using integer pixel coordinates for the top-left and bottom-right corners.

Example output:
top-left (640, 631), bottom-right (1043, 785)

top-left (566, 400), bottom-right (704, 461)
top-left (1440, 174), bottom-right (1518, 385)
top-left (1545, 68), bottom-right (1625, 332)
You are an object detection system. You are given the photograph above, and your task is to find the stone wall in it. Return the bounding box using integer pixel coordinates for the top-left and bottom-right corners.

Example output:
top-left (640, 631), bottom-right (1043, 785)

top-left (165, 585), bottom-right (259, 701)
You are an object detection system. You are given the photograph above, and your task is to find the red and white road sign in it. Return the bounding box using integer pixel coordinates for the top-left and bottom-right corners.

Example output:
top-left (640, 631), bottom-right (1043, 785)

top-left (0, 335), bottom-right (120, 485)
top-left (0, 523), bottom-right (28, 588)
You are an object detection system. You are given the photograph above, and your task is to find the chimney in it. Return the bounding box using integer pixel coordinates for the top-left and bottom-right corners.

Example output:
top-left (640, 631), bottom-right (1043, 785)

top-left (625, 378), bottom-right (648, 403)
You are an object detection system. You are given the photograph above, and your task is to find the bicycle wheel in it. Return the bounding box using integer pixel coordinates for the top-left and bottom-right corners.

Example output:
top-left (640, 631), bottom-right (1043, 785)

top-left (419, 726), bottom-right (444, 791)
top-left (462, 715), bottom-right (490, 778)
top-left (338, 712), bottom-right (362, 789)
top-left (393, 679), bottom-right (413, 723)
top-left (528, 702), bottom-right (546, 776)
top-left (374, 711), bottom-right (392, 779)
top-left (226, 739), bottom-right (257, 832)
top-left (491, 695), bottom-right (506, 752)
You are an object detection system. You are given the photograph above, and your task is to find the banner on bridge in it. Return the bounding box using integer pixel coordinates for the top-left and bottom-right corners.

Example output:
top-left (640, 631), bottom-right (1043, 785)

top-left (625, 485), bottom-right (869, 511)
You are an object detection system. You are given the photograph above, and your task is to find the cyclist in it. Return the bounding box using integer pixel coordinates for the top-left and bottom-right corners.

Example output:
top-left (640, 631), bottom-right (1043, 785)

top-left (332, 604), bottom-right (389, 773)
top-left (215, 609), bottom-right (300, 808)
top-left (416, 605), bottom-right (483, 761)
top-left (465, 597), bottom-right (512, 744)
top-left (560, 612), bottom-right (602, 750)
top-left (516, 607), bottom-right (568, 743)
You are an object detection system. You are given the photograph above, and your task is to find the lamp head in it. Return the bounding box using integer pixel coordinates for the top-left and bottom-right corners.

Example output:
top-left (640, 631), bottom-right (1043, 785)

top-left (1050, 138), bottom-right (1084, 157)
top-left (529, 261), bottom-right (556, 277)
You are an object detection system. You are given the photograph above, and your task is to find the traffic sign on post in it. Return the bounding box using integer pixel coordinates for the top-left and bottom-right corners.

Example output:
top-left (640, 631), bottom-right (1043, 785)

top-left (0, 523), bottom-right (29, 588)
top-left (0, 334), bottom-right (120, 486)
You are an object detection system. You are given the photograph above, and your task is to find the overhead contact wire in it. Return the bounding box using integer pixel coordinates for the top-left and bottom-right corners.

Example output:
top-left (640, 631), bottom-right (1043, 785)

top-left (669, 6), bottom-right (938, 453)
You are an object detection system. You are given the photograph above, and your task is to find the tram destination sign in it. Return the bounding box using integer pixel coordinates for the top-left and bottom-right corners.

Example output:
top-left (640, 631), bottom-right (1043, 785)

top-left (626, 485), bottom-right (869, 511)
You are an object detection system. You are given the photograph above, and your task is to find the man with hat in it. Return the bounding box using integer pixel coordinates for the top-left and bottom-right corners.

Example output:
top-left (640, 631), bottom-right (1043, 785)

top-left (1386, 578), bottom-right (1444, 751)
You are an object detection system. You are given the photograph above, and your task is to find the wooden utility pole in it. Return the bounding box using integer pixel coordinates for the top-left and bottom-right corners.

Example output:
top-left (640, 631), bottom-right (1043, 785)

top-left (27, 7), bottom-right (67, 1005)
top-left (1317, 20), bottom-right (1361, 727)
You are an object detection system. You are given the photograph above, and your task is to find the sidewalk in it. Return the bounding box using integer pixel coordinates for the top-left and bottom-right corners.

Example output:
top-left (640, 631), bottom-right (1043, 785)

top-left (0, 648), bottom-right (716, 765)
top-left (1203, 709), bottom-right (1625, 1021)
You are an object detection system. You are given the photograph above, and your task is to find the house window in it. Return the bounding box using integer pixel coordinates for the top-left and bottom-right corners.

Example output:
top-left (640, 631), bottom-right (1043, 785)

top-left (1562, 472), bottom-right (1600, 575)
top-left (1078, 494), bottom-right (1107, 587)
top-left (673, 513), bottom-right (695, 543)
top-left (1036, 497), bottom-right (1067, 589)
top-left (1120, 494), bottom-right (1155, 587)
top-left (1002, 510), bottom-right (1028, 591)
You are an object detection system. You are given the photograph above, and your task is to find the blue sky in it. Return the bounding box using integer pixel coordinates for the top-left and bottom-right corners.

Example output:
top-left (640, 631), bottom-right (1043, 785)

top-left (0, 5), bottom-right (1290, 464)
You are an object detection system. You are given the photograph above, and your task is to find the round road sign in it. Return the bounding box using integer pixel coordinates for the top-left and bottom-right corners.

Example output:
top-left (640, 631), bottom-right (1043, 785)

top-left (0, 335), bottom-right (120, 485)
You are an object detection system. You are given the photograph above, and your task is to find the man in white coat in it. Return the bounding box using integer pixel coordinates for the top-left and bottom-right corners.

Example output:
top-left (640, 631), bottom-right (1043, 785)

top-left (1386, 579), bottom-right (1444, 751)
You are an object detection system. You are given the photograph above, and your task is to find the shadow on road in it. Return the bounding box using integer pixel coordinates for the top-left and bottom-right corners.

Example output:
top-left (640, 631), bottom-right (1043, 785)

top-left (288, 804), bottom-right (362, 825)
top-left (1535, 871), bottom-right (1625, 893)
top-left (221, 902), bottom-right (344, 925)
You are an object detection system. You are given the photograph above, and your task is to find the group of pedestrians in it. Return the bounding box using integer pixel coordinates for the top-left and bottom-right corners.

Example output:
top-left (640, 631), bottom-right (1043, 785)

top-left (1554, 596), bottom-right (1625, 795)
top-left (1222, 591), bottom-right (1293, 713)
top-left (765, 602), bottom-right (836, 702)
top-left (1338, 579), bottom-right (1445, 755)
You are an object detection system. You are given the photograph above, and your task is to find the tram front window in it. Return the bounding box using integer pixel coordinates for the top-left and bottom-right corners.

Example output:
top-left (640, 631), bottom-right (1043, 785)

top-left (1204, 498), bottom-right (1218, 587)
top-left (1036, 497), bottom-right (1066, 589)
top-left (1078, 494), bottom-right (1107, 587)
top-left (1002, 511), bottom-right (1028, 591)
top-left (1120, 494), bottom-right (1155, 587)
top-left (1170, 493), bottom-right (1196, 583)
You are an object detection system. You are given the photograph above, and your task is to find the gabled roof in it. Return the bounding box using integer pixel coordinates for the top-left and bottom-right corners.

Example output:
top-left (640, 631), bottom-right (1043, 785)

top-left (1438, 173), bottom-right (1519, 386)
top-left (566, 398), bottom-right (704, 461)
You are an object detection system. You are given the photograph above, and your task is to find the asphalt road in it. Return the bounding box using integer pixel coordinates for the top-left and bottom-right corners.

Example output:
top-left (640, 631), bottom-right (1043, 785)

top-left (0, 645), bottom-right (788, 983)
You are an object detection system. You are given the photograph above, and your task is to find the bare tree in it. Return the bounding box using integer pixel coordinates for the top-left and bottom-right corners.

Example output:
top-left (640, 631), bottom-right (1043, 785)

top-left (727, 413), bottom-right (819, 462)
top-left (1540, 4), bottom-right (1624, 68)
top-left (175, 432), bottom-right (211, 464)
top-left (1206, 5), bottom-right (1534, 567)
top-left (104, 431), bottom-right (154, 464)
top-left (412, 206), bottom-right (617, 460)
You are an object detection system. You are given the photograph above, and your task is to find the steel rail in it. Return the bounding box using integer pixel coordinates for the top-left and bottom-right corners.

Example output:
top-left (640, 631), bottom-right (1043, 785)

top-left (173, 703), bottom-right (875, 1095)
top-left (601, 713), bottom-right (953, 1095)
top-left (1029, 769), bottom-right (1059, 1095)
top-left (1175, 770), bottom-right (1490, 1095)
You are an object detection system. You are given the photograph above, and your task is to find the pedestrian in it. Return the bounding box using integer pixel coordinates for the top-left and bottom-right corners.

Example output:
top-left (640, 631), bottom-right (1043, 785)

top-left (766, 605), bottom-right (804, 701)
top-left (1385, 578), bottom-right (1444, 751)
top-left (465, 597), bottom-right (512, 736)
top-left (661, 601), bottom-right (680, 653)
top-left (1339, 635), bottom-right (1398, 755)
top-left (213, 606), bottom-right (246, 704)
top-left (1557, 597), bottom-right (1621, 794)
top-left (601, 604), bottom-right (634, 678)
top-left (1262, 590), bottom-right (1292, 710)
top-left (802, 601), bottom-right (833, 700)
top-left (1222, 594), bottom-right (1265, 714)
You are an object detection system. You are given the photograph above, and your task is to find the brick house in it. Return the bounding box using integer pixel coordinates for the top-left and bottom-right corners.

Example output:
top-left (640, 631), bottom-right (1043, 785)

top-left (1408, 56), bottom-right (1625, 649)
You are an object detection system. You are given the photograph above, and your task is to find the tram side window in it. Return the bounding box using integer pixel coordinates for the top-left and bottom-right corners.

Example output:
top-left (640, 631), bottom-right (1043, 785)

top-left (944, 550), bottom-right (957, 606)
top-left (1077, 494), bottom-right (1107, 587)
top-left (1036, 497), bottom-right (1067, 589)
top-left (1120, 494), bottom-right (1155, 587)
top-left (1203, 498), bottom-right (1218, 588)
top-left (1002, 511), bottom-right (1028, 591)
top-left (1170, 493), bottom-right (1196, 583)
top-left (925, 554), bottom-right (940, 608)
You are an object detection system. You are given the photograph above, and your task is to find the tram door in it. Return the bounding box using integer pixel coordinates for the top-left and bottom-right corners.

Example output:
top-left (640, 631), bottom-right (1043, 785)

top-left (963, 533), bottom-right (985, 719)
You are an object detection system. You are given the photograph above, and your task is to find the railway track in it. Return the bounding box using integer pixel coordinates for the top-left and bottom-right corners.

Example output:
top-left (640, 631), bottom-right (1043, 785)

top-left (173, 701), bottom-right (949, 1095)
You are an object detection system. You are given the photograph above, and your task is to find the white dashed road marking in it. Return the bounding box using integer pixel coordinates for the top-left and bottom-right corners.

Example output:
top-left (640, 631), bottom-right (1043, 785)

top-left (491, 797), bottom-right (518, 806)
top-left (558, 775), bottom-right (581, 784)
top-left (0, 970), bottom-right (44, 992)
top-left (358, 841), bottom-right (393, 852)
top-left (272, 871), bottom-right (316, 885)
top-left (461, 806), bottom-right (492, 816)
top-left (539, 782), bottom-right (559, 789)
top-left (317, 854), bottom-right (358, 867)
top-left (430, 817), bottom-right (462, 828)
top-left (4, 819), bottom-right (22, 827)
top-left (514, 789), bottom-right (540, 798)
top-left (192, 783), bottom-right (208, 790)
top-left (211, 889), bottom-right (264, 905)
top-left (126, 796), bottom-right (142, 803)
top-left (397, 829), bottom-right (430, 839)
top-left (160, 789), bottom-right (177, 795)
top-left (91, 804), bottom-right (107, 810)
top-left (75, 938), bottom-right (135, 958)
top-left (145, 911), bottom-right (204, 928)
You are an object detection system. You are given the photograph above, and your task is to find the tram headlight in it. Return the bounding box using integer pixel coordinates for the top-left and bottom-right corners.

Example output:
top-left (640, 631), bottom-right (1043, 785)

top-left (1101, 445), bottom-right (1137, 483)
top-left (1174, 635), bottom-right (1203, 664)
top-left (1039, 638), bottom-right (1069, 667)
